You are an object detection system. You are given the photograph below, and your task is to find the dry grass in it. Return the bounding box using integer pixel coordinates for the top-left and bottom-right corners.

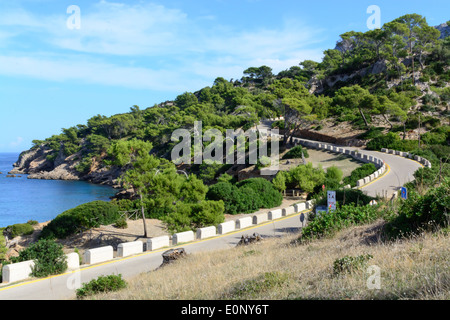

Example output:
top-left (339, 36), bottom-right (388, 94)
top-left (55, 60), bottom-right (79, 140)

top-left (87, 221), bottom-right (450, 300)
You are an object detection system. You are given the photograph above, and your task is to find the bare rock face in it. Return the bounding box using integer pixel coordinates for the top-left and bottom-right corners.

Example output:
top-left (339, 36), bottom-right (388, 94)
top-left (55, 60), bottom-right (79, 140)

top-left (9, 146), bottom-right (53, 174)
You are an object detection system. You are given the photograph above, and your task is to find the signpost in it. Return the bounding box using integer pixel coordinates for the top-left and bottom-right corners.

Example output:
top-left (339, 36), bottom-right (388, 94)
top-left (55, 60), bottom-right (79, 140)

top-left (327, 191), bottom-right (336, 213)
top-left (401, 187), bottom-right (408, 200)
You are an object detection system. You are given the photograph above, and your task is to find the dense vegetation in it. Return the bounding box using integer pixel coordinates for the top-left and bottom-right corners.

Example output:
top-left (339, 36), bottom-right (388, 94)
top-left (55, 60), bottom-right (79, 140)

top-left (10, 239), bottom-right (67, 278)
top-left (14, 14), bottom-right (449, 238)
top-left (39, 201), bottom-right (120, 239)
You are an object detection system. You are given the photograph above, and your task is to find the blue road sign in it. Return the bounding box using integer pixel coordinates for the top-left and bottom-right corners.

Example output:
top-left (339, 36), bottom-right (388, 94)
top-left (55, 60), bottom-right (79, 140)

top-left (401, 187), bottom-right (407, 200)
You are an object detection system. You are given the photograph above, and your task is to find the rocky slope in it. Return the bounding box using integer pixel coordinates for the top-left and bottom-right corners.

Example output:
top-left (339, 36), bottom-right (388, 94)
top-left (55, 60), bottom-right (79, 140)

top-left (9, 144), bottom-right (122, 187)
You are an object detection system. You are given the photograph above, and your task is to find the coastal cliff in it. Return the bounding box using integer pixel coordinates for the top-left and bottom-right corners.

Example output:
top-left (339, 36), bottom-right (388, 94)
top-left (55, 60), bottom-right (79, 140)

top-left (9, 144), bottom-right (122, 187)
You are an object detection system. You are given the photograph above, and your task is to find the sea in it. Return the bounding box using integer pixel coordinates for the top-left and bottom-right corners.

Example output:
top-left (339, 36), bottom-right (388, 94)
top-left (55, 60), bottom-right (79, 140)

top-left (0, 152), bottom-right (117, 228)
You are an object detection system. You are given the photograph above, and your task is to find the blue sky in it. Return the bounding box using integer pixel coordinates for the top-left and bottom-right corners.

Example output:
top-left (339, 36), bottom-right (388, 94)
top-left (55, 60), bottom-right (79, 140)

top-left (0, 0), bottom-right (449, 152)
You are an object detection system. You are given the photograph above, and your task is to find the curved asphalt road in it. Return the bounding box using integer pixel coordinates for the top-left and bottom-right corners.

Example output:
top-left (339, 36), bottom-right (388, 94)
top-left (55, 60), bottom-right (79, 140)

top-left (0, 123), bottom-right (423, 300)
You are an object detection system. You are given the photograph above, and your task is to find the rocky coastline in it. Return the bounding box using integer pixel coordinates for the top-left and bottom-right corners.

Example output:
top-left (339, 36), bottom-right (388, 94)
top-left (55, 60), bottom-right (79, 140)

top-left (8, 145), bottom-right (124, 191)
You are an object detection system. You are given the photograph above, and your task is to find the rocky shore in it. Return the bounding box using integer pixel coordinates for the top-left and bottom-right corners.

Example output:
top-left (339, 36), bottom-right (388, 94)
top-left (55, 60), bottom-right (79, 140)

top-left (9, 144), bottom-right (123, 188)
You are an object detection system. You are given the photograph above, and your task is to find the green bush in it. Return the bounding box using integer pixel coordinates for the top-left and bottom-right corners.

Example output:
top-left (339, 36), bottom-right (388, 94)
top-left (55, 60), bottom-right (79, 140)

top-left (282, 145), bottom-right (309, 160)
top-left (76, 274), bottom-right (127, 299)
top-left (385, 179), bottom-right (450, 239)
top-left (114, 218), bottom-right (128, 229)
top-left (300, 203), bottom-right (382, 241)
top-left (312, 188), bottom-right (375, 207)
top-left (10, 239), bottom-right (67, 278)
top-left (207, 178), bottom-right (282, 215)
top-left (333, 254), bottom-right (373, 275)
top-left (366, 132), bottom-right (419, 152)
top-left (40, 201), bottom-right (120, 239)
top-left (226, 271), bottom-right (289, 299)
top-left (236, 178), bottom-right (283, 209)
top-left (4, 223), bottom-right (35, 239)
top-left (342, 163), bottom-right (377, 188)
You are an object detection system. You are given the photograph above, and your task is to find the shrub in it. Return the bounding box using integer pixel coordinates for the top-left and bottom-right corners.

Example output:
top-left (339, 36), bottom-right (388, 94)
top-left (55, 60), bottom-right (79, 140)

top-left (207, 178), bottom-right (282, 215)
top-left (236, 178), bottom-right (283, 209)
top-left (226, 271), bottom-right (289, 299)
top-left (385, 179), bottom-right (450, 239)
top-left (300, 203), bottom-right (382, 241)
top-left (312, 188), bottom-right (375, 207)
top-left (282, 145), bottom-right (309, 160)
top-left (161, 200), bottom-right (225, 233)
top-left (333, 254), bottom-right (373, 275)
top-left (114, 218), bottom-right (128, 229)
top-left (342, 163), bottom-right (377, 188)
top-left (286, 163), bottom-right (326, 193)
top-left (4, 223), bottom-right (35, 239)
top-left (10, 239), bottom-right (67, 278)
top-left (366, 132), bottom-right (418, 152)
top-left (76, 274), bottom-right (127, 299)
top-left (40, 201), bottom-right (120, 239)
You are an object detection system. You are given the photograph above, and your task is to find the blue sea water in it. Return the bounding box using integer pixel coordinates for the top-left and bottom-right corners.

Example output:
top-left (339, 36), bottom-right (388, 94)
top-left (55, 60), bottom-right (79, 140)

top-left (0, 153), bottom-right (117, 228)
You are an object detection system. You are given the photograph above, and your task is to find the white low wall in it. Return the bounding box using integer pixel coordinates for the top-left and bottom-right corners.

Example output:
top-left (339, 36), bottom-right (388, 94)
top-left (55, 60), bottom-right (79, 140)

top-left (236, 216), bottom-right (253, 229)
top-left (118, 241), bottom-right (144, 258)
top-left (66, 252), bottom-right (80, 270)
top-left (2, 260), bottom-right (34, 284)
top-left (196, 226), bottom-right (217, 240)
top-left (83, 246), bottom-right (114, 265)
top-left (281, 206), bottom-right (295, 216)
top-left (294, 202), bottom-right (306, 212)
top-left (147, 236), bottom-right (170, 251)
top-left (253, 212), bottom-right (269, 225)
top-left (269, 209), bottom-right (283, 220)
top-left (173, 231), bottom-right (195, 245)
top-left (218, 221), bottom-right (235, 235)
top-left (306, 200), bottom-right (315, 209)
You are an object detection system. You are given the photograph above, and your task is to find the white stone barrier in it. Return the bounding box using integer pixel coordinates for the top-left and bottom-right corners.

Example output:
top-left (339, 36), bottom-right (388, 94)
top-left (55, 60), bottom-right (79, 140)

top-left (236, 216), bottom-right (253, 229)
top-left (295, 202), bottom-right (306, 212)
top-left (281, 206), bottom-right (295, 216)
top-left (66, 252), bottom-right (80, 270)
top-left (196, 226), bottom-right (216, 240)
top-left (305, 200), bottom-right (315, 209)
top-left (173, 231), bottom-right (195, 245)
top-left (147, 236), bottom-right (170, 251)
top-left (83, 246), bottom-right (114, 265)
top-left (118, 241), bottom-right (143, 258)
top-left (357, 179), bottom-right (365, 187)
top-left (253, 212), bottom-right (269, 225)
top-left (269, 209), bottom-right (283, 220)
top-left (2, 260), bottom-right (34, 284)
top-left (218, 221), bottom-right (236, 235)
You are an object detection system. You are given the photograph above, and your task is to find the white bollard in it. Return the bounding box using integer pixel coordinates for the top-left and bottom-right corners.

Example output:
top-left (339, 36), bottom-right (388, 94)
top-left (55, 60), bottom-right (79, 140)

top-left (218, 221), bottom-right (236, 235)
top-left (236, 216), bottom-right (253, 229)
top-left (173, 231), bottom-right (195, 245)
top-left (281, 206), bottom-right (295, 216)
top-left (269, 209), bottom-right (283, 220)
top-left (83, 246), bottom-right (114, 265)
top-left (196, 226), bottom-right (216, 240)
top-left (2, 260), bottom-right (35, 284)
top-left (118, 241), bottom-right (143, 258)
top-left (253, 213), bottom-right (269, 225)
top-left (66, 252), bottom-right (80, 270)
top-left (295, 202), bottom-right (306, 212)
top-left (147, 236), bottom-right (170, 251)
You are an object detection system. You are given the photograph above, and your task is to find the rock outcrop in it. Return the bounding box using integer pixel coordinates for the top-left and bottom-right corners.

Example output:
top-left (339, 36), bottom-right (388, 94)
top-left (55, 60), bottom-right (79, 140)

top-left (9, 144), bottom-right (122, 187)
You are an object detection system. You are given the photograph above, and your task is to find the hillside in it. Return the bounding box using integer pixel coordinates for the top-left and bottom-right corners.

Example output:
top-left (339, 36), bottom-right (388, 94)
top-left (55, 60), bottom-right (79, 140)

top-left (82, 220), bottom-right (450, 300)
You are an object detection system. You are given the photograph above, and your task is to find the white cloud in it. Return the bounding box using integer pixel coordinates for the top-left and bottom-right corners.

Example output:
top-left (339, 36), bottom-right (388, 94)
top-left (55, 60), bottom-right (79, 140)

top-left (0, 1), bottom-right (326, 91)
